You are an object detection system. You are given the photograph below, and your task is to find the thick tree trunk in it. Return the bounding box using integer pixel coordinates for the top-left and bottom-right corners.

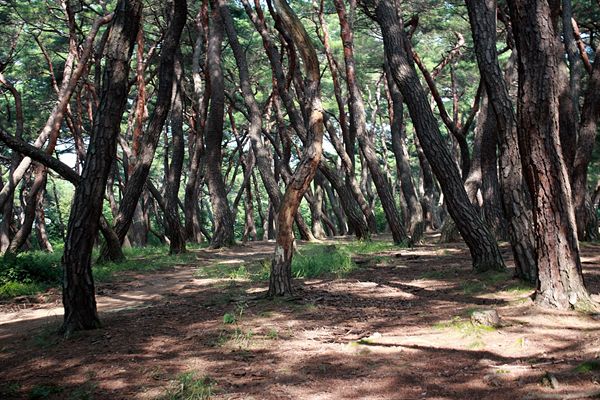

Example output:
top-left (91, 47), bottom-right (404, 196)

top-left (368, 0), bottom-right (505, 272)
top-left (205, 1), bottom-right (234, 248)
top-left (268, 0), bottom-right (324, 296)
top-left (507, 0), bottom-right (592, 308)
top-left (60, 0), bottom-right (142, 336)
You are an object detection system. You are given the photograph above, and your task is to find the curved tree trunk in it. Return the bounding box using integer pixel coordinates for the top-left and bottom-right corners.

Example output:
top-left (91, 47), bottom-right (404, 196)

top-left (368, 0), bottom-right (505, 272)
top-left (60, 0), bottom-right (142, 336)
top-left (507, 0), bottom-right (592, 308)
top-left (268, 0), bottom-right (324, 296)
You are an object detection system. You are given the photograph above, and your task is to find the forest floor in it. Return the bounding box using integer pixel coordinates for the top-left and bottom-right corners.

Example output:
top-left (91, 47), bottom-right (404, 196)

top-left (2, 235), bottom-right (600, 399)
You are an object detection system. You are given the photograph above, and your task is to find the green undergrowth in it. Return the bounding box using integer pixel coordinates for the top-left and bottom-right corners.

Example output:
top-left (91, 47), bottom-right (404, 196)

top-left (575, 359), bottom-right (600, 373)
top-left (0, 244), bottom-right (205, 300)
top-left (341, 240), bottom-right (404, 255)
top-left (92, 245), bottom-right (202, 282)
top-left (195, 242), bottom-right (358, 281)
top-left (0, 251), bottom-right (61, 299)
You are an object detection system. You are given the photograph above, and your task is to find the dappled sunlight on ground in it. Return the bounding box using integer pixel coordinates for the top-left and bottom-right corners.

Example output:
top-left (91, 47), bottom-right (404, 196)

top-left (1, 236), bottom-right (600, 399)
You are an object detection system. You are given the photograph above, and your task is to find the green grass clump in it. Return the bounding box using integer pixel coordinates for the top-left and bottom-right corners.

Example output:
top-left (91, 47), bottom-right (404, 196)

top-left (575, 359), bottom-right (600, 373)
top-left (92, 246), bottom-right (198, 282)
top-left (292, 244), bottom-right (355, 278)
top-left (341, 240), bottom-right (403, 255)
top-left (433, 316), bottom-right (496, 334)
top-left (163, 372), bottom-right (214, 400)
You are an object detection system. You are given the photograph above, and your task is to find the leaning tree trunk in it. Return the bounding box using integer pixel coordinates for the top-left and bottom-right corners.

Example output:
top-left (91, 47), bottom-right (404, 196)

top-left (367, 0), bottom-right (505, 272)
top-left (463, 0), bottom-right (539, 280)
top-left (507, 0), bottom-right (592, 309)
top-left (60, 0), bottom-right (142, 336)
top-left (268, 0), bottom-right (324, 296)
top-left (97, 0), bottom-right (187, 261)
top-left (204, 0), bottom-right (235, 248)
top-left (333, 0), bottom-right (407, 244)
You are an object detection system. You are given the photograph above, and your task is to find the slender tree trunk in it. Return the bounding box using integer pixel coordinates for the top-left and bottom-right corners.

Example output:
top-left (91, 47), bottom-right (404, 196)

top-left (384, 61), bottom-right (423, 235)
top-left (268, 0), bottom-right (324, 296)
top-left (367, 0), bottom-right (505, 272)
top-left (60, 0), bottom-right (142, 336)
top-left (205, 1), bottom-right (234, 248)
top-left (507, 0), bottom-right (592, 308)
top-left (572, 55), bottom-right (600, 240)
top-left (164, 54), bottom-right (186, 254)
top-left (334, 0), bottom-right (407, 244)
top-left (6, 165), bottom-right (48, 254)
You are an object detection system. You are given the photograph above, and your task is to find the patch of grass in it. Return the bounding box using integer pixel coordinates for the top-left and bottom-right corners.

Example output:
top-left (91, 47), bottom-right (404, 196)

top-left (32, 325), bottom-right (61, 348)
top-left (223, 313), bottom-right (236, 324)
top-left (461, 280), bottom-right (487, 295)
top-left (341, 240), bottom-right (403, 255)
top-left (292, 244), bottom-right (355, 278)
top-left (93, 247), bottom-right (198, 282)
top-left (575, 359), bottom-right (600, 373)
top-left (433, 316), bottom-right (496, 335)
top-left (420, 269), bottom-right (450, 280)
top-left (266, 328), bottom-right (279, 340)
top-left (461, 271), bottom-right (515, 295)
top-left (68, 382), bottom-right (96, 400)
top-left (162, 372), bottom-right (214, 400)
top-left (1, 382), bottom-right (21, 398)
top-left (195, 259), bottom-right (270, 282)
top-left (0, 281), bottom-right (48, 300)
top-left (28, 384), bottom-right (63, 399)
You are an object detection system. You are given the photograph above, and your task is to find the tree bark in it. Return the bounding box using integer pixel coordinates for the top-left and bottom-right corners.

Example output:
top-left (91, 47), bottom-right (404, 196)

top-left (572, 54), bottom-right (600, 240)
top-left (507, 0), bottom-right (592, 308)
top-left (98, 0), bottom-right (187, 260)
top-left (384, 61), bottom-right (423, 235)
top-left (334, 0), bottom-right (407, 244)
top-left (60, 0), bottom-right (142, 336)
top-left (163, 54), bottom-right (186, 254)
top-left (205, 0), bottom-right (235, 248)
top-left (366, 0), bottom-right (505, 272)
top-left (268, 0), bottom-right (324, 296)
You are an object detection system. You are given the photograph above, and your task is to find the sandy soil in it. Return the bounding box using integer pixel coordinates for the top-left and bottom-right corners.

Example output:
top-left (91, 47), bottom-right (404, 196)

top-left (1, 236), bottom-right (600, 399)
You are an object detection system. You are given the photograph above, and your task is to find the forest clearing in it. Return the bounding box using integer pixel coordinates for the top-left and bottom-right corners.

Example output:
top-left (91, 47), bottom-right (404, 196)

top-left (2, 236), bottom-right (600, 399)
top-left (1, 0), bottom-right (600, 398)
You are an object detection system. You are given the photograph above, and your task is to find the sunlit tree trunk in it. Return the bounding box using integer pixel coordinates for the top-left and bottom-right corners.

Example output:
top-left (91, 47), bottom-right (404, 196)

top-left (507, 0), bottom-right (592, 308)
top-left (367, 0), bottom-right (505, 272)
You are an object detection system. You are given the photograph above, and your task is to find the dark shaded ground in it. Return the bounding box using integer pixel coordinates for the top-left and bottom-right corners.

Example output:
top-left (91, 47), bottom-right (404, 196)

top-left (1, 235), bottom-right (600, 399)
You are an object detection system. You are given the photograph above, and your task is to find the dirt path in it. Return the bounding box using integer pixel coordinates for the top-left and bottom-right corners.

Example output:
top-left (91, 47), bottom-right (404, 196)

top-left (1, 237), bottom-right (600, 399)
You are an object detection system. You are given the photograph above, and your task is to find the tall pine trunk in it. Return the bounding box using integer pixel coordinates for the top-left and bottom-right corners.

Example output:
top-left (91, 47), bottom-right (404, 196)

top-left (205, 0), bottom-right (234, 248)
top-left (61, 0), bottom-right (142, 335)
top-left (367, 0), bottom-right (505, 272)
top-left (507, 0), bottom-right (592, 308)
